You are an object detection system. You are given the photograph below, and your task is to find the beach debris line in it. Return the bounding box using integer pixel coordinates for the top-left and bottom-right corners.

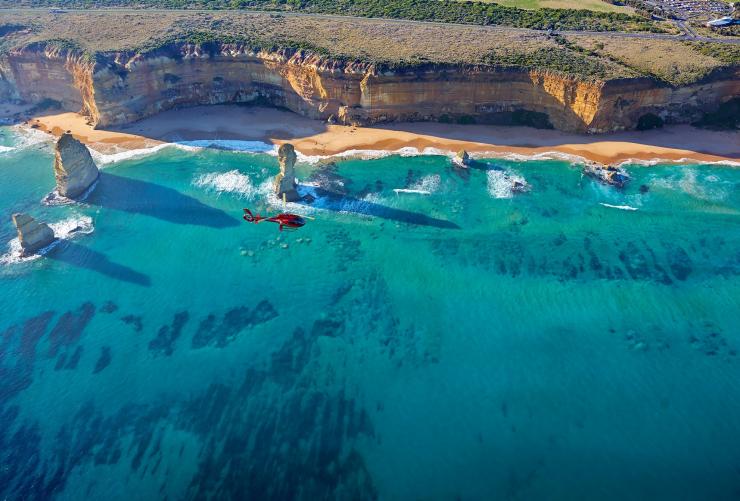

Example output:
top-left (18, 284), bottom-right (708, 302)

top-left (242, 209), bottom-right (312, 232)
top-left (12, 213), bottom-right (56, 256)
top-left (583, 162), bottom-right (630, 188)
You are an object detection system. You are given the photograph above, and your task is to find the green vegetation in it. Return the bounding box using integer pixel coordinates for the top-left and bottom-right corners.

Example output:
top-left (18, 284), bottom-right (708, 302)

top-left (140, 29), bottom-right (336, 59)
top-left (688, 42), bottom-right (740, 65)
top-left (482, 45), bottom-right (611, 78)
top-left (0, 0), bottom-right (667, 32)
top-left (0, 9), bottom-right (733, 85)
top-left (462, 0), bottom-right (629, 13)
top-left (569, 35), bottom-right (738, 85)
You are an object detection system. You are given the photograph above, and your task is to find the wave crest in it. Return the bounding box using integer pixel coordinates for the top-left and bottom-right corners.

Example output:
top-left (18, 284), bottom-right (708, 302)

top-left (1, 214), bottom-right (94, 265)
top-left (193, 170), bottom-right (258, 198)
top-left (487, 170), bottom-right (528, 199)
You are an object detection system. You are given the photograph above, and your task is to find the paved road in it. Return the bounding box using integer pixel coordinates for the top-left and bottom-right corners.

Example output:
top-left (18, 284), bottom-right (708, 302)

top-left (3, 6), bottom-right (739, 44)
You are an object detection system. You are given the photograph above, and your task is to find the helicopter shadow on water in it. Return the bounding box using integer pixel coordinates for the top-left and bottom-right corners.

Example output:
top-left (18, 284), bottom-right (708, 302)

top-left (290, 163), bottom-right (457, 229)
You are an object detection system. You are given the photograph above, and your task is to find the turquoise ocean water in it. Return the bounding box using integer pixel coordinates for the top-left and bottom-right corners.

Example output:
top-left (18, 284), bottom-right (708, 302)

top-left (1, 125), bottom-right (739, 500)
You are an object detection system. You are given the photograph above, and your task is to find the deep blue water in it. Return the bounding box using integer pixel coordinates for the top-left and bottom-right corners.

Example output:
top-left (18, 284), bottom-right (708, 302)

top-left (1, 125), bottom-right (739, 500)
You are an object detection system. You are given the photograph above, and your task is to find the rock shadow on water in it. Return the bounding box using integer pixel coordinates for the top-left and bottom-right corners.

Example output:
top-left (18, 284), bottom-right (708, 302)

top-left (85, 172), bottom-right (239, 228)
top-left (46, 241), bottom-right (151, 287)
top-left (306, 187), bottom-right (460, 229)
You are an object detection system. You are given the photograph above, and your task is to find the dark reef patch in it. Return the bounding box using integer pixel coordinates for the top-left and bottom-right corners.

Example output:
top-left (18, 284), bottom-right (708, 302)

top-left (148, 311), bottom-right (190, 357)
top-left (428, 233), bottom-right (727, 284)
top-left (48, 302), bottom-right (95, 357)
top-left (0, 312), bottom-right (54, 401)
top-left (191, 300), bottom-right (278, 349)
top-left (93, 346), bottom-right (112, 374)
top-left (100, 301), bottom-right (119, 314)
top-left (689, 324), bottom-right (736, 358)
top-left (121, 314), bottom-right (144, 332)
top-left (0, 311), bottom-right (378, 501)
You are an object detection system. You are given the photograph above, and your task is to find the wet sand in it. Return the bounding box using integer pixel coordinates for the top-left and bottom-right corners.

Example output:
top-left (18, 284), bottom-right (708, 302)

top-left (28, 105), bottom-right (739, 165)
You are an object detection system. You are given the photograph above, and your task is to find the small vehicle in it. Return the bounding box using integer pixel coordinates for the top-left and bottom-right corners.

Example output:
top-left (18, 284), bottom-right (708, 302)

top-left (242, 208), bottom-right (307, 231)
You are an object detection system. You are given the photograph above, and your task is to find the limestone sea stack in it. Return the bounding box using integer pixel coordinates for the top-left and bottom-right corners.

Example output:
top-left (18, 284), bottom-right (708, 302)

top-left (274, 143), bottom-right (301, 202)
top-left (54, 133), bottom-right (99, 198)
top-left (12, 213), bottom-right (56, 256)
top-left (453, 150), bottom-right (471, 168)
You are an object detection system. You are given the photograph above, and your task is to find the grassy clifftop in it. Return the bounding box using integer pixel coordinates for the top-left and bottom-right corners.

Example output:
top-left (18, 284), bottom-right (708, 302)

top-left (0, 0), bottom-right (669, 32)
top-left (0, 10), bottom-right (735, 84)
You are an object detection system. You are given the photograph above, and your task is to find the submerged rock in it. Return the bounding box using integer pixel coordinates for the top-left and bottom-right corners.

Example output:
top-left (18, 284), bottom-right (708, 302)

top-left (12, 213), bottom-right (55, 255)
top-left (511, 177), bottom-right (531, 194)
top-left (583, 162), bottom-right (630, 188)
top-left (274, 143), bottom-right (301, 202)
top-left (452, 149), bottom-right (471, 168)
top-left (54, 132), bottom-right (99, 198)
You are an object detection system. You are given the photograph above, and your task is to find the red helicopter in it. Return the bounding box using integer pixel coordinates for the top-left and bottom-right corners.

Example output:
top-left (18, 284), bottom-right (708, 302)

top-left (242, 208), bottom-right (310, 231)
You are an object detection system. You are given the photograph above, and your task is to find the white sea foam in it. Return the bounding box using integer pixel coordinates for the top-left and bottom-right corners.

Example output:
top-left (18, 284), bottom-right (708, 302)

top-left (651, 168), bottom-right (731, 202)
top-left (394, 188), bottom-right (431, 195)
top-left (410, 174), bottom-right (441, 193)
top-left (294, 146), bottom-right (456, 165)
top-left (0, 214), bottom-right (93, 265)
top-left (90, 143), bottom-right (187, 166)
top-left (177, 139), bottom-right (276, 154)
top-left (41, 178), bottom-right (99, 206)
top-left (600, 203), bottom-right (638, 211)
top-left (193, 170), bottom-right (258, 198)
top-left (617, 157), bottom-right (740, 168)
top-left (0, 126), bottom-right (52, 156)
top-left (487, 170), bottom-right (529, 199)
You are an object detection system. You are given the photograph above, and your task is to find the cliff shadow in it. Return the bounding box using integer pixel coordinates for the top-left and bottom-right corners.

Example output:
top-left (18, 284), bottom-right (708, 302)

top-left (304, 188), bottom-right (460, 230)
top-left (87, 173), bottom-right (239, 228)
top-left (46, 241), bottom-right (151, 287)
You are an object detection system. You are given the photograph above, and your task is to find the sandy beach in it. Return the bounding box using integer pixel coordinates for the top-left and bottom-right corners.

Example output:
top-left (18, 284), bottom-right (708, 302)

top-left (27, 105), bottom-right (739, 165)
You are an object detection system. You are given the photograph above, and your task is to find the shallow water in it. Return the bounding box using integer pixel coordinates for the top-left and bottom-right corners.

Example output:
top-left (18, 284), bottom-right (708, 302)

top-left (1, 125), bottom-right (739, 500)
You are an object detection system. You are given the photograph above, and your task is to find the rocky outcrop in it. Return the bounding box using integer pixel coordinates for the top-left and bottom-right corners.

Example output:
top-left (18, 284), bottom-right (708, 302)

top-left (274, 143), bottom-right (300, 202)
top-left (54, 132), bottom-right (99, 198)
top-left (453, 150), bottom-right (471, 168)
top-left (0, 43), bottom-right (738, 133)
top-left (12, 213), bottom-right (55, 255)
top-left (583, 162), bottom-right (630, 188)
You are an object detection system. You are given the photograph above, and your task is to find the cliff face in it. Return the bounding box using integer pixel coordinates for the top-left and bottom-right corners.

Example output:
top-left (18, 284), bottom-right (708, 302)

top-left (1, 43), bottom-right (737, 133)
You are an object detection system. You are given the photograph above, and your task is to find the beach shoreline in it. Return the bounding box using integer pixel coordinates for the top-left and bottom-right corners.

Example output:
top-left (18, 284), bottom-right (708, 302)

top-left (24, 105), bottom-right (740, 166)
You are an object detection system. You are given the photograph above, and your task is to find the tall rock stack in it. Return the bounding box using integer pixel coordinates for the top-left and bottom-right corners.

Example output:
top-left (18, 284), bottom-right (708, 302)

top-left (12, 213), bottom-right (55, 256)
top-left (54, 133), bottom-right (99, 198)
top-left (274, 143), bottom-right (301, 202)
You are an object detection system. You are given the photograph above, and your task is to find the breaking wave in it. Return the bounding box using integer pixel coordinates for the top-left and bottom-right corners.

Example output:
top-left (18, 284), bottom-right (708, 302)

top-left (177, 139), bottom-right (275, 154)
top-left (41, 178), bottom-right (99, 206)
top-left (0, 126), bottom-right (52, 156)
top-left (193, 170), bottom-right (258, 198)
top-left (0, 214), bottom-right (94, 265)
top-left (487, 170), bottom-right (528, 199)
top-left (600, 203), bottom-right (638, 211)
top-left (409, 174), bottom-right (441, 193)
top-left (90, 143), bottom-right (190, 166)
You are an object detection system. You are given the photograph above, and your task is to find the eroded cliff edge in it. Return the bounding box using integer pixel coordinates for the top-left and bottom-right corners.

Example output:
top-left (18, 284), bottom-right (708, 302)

top-left (1, 42), bottom-right (738, 133)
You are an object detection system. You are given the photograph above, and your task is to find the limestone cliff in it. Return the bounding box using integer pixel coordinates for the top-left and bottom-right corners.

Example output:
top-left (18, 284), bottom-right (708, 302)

top-left (0, 43), bottom-right (737, 133)
top-left (12, 213), bottom-right (55, 255)
top-left (54, 132), bottom-right (99, 198)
